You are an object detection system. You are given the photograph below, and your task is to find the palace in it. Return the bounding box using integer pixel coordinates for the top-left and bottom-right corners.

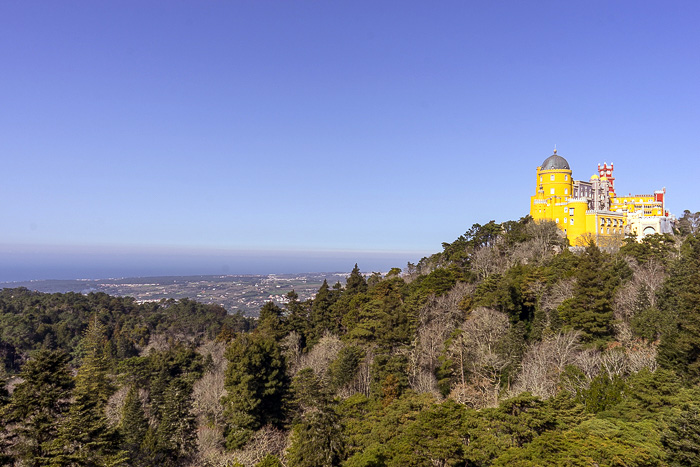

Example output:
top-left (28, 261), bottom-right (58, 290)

top-left (529, 149), bottom-right (674, 246)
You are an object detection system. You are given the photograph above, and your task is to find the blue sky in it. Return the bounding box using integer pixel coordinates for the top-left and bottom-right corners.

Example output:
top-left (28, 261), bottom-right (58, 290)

top-left (1, 1), bottom-right (698, 279)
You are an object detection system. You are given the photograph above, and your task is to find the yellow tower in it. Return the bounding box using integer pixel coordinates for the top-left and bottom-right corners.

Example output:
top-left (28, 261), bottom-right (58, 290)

top-left (530, 149), bottom-right (574, 226)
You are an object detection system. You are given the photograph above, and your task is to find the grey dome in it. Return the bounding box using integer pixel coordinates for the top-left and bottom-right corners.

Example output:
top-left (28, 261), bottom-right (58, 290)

top-left (541, 150), bottom-right (570, 170)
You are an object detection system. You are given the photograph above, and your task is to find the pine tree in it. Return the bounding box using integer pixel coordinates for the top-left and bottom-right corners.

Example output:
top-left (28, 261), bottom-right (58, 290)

top-left (658, 234), bottom-right (700, 382)
top-left (285, 290), bottom-right (311, 345)
top-left (223, 333), bottom-right (289, 450)
top-left (346, 264), bottom-right (368, 296)
top-left (310, 279), bottom-right (333, 342)
top-left (257, 301), bottom-right (286, 339)
top-left (287, 408), bottom-right (345, 467)
top-left (559, 245), bottom-right (617, 343)
top-left (51, 316), bottom-right (126, 466)
top-left (119, 385), bottom-right (148, 463)
top-left (662, 403), bottom-right (700, 466)
top-left (5, 349), bottom-right (73, 466)
top-left (154, 379), bottom-right (197, 463)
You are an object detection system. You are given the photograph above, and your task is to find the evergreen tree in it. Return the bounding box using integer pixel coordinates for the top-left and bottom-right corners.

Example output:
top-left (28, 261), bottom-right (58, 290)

top-left (559, 244), bottom-right (617, 343)
top-left (5, 349), bottom-right (73, 466)
top-left (287, 408), bottom-right (345, 467)
top-left (154, 378), bottom-right (197, 463)
top-left (255, 454), bottom-right (283, 467)
top-left (256, 301), bottom-right (286, 339)
top-left (662, 403), bottom-right (700, 466)
top-left (346, 264), bottom-right (368, 296)
top-left (119, 385), bottom-right (148, 463)
top-left (658, 234), bottom-right (700, 382)
top-left (223, 333), bottom-right (289, 449)
top-left (51, 316), bottom-right (126, 466)
top-left (285, 290), bottom-right (311, 345)
top-left (310, 280), bottom-right (335, 341)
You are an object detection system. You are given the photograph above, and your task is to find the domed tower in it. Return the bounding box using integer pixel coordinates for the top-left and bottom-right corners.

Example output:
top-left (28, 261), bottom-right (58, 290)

top-left (530, 149), bottom-right (574, 222)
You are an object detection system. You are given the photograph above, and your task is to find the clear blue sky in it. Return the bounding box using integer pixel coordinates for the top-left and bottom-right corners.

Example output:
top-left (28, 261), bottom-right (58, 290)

top-left (1, 1), bottom-right (698, 280)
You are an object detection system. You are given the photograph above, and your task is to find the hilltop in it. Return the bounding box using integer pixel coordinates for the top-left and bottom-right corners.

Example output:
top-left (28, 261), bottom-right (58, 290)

top-left (1, 211), bottom-right (700, 466)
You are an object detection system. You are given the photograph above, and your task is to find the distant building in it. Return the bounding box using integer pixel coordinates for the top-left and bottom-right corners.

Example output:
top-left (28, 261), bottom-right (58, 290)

top-left (530, 149), bottom-right (674, 246)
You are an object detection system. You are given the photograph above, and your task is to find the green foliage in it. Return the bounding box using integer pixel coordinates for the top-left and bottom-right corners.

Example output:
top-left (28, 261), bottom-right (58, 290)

top-left (328, 345), bottom-right (364, 391)
top-left (578, 371), bottom-right (626, 414)
top-left (0, 288), bottom-right (248, 373)
top-left (559, 244), bottom-right (622, 343)
top-left (3, 213), bottom-right (700, 466)
top-left (4, 349), bottom-right (73, 465)
top-left (287, 408), bottom-right (345, 467)
top-left (223, 332), bottom-right (289, 449)
top-left (657, 234), bottom-right (700, 382)
top-left (119, 385), bottom-right (148, 463)
top-left (51, 317), bottom-right (126, 466)
top-left (255, 454), bottom-right (283, 467)
top-left (493, 417), bottom-right (666, 466)
top-left (662, 403), bottom-right (700, 466)
top-left (346, 264), bottom-right (368, 296)
top-left (620, 233), bottom-right (676, 266)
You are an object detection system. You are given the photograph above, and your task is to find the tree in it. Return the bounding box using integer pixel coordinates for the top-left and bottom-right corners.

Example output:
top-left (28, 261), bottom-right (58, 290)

top-left (51, 316), bottom-right (125, 466)
top-left (4, 349), bottom-right (73, 465)
top-left (256, 301), bottom-right (286, 340)
top-left (677, 210), bottom-right (700, 236)
top-left (119, 385), bottom-right (148, 463)
top-left (346, 264), bottom-right (368, 296)
top-left (559, 245), bottom-right (619, 343)
top-left (223, 333), bottom-right (289, 449)
top-left (286, 408), bottom-right (345, 467)
top-left (662, 403), bottom-right (700, 466)
top-left (310, 280), bottom-right (337, 341)
top-left (658, 234), bottom-right (700, 382)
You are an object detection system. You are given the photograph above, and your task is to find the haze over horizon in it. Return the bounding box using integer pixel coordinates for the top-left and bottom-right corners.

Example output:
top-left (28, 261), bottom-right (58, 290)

top-left (2, 1), bottom-right (698, 281)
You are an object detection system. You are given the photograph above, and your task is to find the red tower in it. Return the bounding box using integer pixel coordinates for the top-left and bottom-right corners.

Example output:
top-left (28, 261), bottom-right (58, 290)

top-left (598, 162), bottom-right (616, 196)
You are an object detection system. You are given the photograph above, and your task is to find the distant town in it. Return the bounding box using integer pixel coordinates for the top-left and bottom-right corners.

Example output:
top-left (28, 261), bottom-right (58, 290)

top-left (0, 272), bottom-right (355, 316)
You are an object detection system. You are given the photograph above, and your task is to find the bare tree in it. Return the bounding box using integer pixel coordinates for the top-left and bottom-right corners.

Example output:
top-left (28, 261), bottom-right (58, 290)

top-left (408, 282), bottom-right (474, 395)
top-left (510, 331), bottom-right (581, 399)
top-left (280, 331), bottom-right (302, 374)
top-left (447, 307), bottom-right (511, 408)
top-left (297, 333), bottom-right (343, 378)
top-left (540, 278), bottom-right (576, 315)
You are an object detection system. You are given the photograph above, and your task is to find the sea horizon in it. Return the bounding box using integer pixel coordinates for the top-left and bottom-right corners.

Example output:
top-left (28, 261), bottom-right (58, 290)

top-left (0, 244), bottom-right (431, 283)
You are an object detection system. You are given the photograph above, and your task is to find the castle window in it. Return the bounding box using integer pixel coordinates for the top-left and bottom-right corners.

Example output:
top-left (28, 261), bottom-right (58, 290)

top-left (601, 227), bottom-right (605, 234)
top-left (550, 188), bottom-right (555, 195)
top-left (540, 176), bottom-right (542, 182)
top-left (564, 217), bottom-right (567, 223)
top-left (569, 208), bottom-right (574, 215)
top-left (607, 228), bottom-right (610, 234)
top-left (556, 218), bottom-right (559, 223)
top-left (565, 175), bottom-right (568, 180)
top-left (564, 189), bottom-right (568, 195)
top-left (570, 219), bottom-right (574, 225)
top-left (551, 174), bottom-right (555, 181)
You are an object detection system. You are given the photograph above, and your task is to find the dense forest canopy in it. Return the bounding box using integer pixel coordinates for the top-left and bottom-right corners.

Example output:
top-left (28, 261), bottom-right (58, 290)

top-left (1, 210), bottom-right (700, 466)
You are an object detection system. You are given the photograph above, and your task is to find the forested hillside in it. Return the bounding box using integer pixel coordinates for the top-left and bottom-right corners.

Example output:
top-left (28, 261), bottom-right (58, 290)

top-left (1, 211), bottom-right (700, 466)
